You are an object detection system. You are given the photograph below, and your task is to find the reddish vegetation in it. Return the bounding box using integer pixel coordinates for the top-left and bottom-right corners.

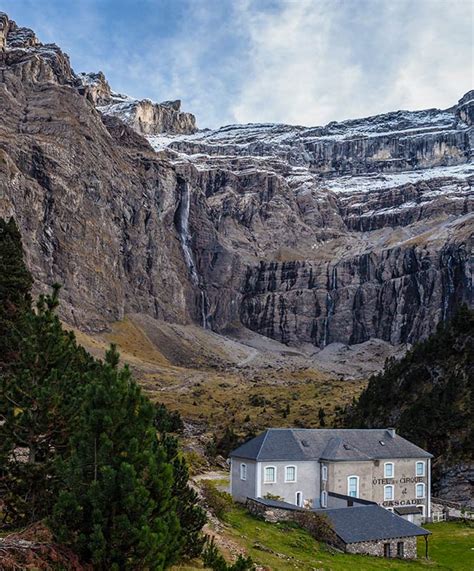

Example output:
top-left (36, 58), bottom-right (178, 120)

top-left (0, 523), bottom-right (91, 570)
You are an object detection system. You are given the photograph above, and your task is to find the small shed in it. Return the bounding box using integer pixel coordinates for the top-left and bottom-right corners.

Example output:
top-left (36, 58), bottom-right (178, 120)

top-left (319, 504), bottom-right (430, 559)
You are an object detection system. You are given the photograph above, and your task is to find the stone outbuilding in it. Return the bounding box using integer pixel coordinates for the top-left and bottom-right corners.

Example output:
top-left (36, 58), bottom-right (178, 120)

top-left (320, 503), bottom-right (430, 558)
top-left (247, 496), bottom-right (430, 560)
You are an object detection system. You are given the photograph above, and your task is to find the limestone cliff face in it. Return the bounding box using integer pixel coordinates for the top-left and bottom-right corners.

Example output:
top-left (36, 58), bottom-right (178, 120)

top-left (0, 11), bottom-right (472, 348)
top-left (0, 13), bottom-right (196, 330)
top-left (76, 72), bottom-right (197, 135)
top-left (149, 97), bottom-right (473, 346)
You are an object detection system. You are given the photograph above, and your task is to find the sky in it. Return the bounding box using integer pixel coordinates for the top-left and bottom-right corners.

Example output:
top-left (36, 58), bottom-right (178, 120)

top-left (2, 0), bottom-right (473, 128)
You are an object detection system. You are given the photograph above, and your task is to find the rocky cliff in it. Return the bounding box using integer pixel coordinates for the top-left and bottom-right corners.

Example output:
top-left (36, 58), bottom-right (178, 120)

top-left (0, 12), bottom-right (472, 351)
top-left (76, 72), bottom-right (197, 135)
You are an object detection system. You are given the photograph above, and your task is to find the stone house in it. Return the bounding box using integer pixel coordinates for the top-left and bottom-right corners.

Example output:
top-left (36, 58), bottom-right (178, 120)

top-left (246, 496), bottom-right (430, 559)
top-left (230, 428), bottom-right (432, 525)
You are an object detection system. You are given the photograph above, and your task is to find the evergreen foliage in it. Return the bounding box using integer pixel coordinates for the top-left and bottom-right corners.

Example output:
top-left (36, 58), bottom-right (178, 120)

top-left (0, 217), bottom-right (206, 567)
top-left (154, 402), bottom-right (184, 433)
top-left (343, 306), bottom-right (473, 479)
top-left (50, 346), bottom-right (181, 569)
top-left (0, 281), bottom-right (92, 526)
top-left (161, 434), bottom-right (206, 559)
top-left (206, 426), bottom-right (242, 459)
top-left (202, 537), bottom-right (254, 571)
top-left (0, 217), bottom-right (33, 371)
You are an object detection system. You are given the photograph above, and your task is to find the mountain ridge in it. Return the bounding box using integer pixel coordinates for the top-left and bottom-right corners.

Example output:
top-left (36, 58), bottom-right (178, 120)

top-left (0, 11), bottom-right (472, 358)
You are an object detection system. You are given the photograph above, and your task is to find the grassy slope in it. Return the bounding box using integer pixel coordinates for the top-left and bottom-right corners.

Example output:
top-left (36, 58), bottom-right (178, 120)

top-left (223, 509), bottom-right (473, 571)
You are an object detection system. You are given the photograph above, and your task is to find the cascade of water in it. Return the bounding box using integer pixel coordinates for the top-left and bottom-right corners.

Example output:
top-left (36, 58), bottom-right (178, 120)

top-left (176, 181), bottom-right (210, 328)
top-left (322, 263), bottom-right (338, 347)
top-left (442, 253), bottom-right (455, 321)
top-left (323, 292), bottom-right (334, 347)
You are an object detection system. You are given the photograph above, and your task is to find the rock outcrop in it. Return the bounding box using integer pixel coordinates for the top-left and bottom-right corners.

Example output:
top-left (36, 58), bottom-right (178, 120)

top-left (0, 11), bottom-right (472, 350)
top-left (76, 72), bottom-right (197, 135)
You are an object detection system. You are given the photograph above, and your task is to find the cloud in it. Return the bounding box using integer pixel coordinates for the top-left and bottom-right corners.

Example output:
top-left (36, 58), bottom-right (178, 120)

top-left (231, 0), bottom-right (473, 126)
top-left (1, 0), bottom-right (472, 128)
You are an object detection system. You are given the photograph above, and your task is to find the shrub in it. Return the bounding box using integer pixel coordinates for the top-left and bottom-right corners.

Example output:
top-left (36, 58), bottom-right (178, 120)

top-left (202, 536), bottom-right (254, 570)
top-left (291, 511), bottom-right (338, 545)
top-left (200, 481), bottom-right (233, 520)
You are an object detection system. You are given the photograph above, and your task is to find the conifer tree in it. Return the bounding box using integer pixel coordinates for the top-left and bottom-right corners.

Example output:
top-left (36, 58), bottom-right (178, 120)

top-left (51, 346), bottom-right (181, 570)
top-left (0, 217), bottom-right (33, 371)
top-left (161, 434), bottom-right (206, 559)
top-left (0, 286), bottom-right (92, 526)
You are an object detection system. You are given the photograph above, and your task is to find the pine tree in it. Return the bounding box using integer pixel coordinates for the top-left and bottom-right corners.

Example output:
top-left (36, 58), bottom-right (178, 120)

top-left (318, 407), bottom-right (326, 427)
top-left (161, 434), bottom-right (206, 560)
top-left (0, 217), bottom-right (33, 371)
top-left (0, 286), bottom-right (92, 527)
top-left (50, 346), bottom-right (181, 570)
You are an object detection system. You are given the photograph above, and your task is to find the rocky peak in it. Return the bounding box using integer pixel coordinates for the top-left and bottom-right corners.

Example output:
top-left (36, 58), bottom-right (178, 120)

top-left (456, 90), bottom-right (474, 127)
top-left (0, 12), bottom-right (74, 86)
top-left (0, 12), bottom-right (8, 49)
top-left (75, 71), bottom-right (197, 135)
top-left (75, 71), bottom-right (113, 106)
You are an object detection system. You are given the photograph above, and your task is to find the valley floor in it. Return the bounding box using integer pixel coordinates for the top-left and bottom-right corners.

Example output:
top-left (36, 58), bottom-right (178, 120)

top-left (69, 314), bottom-right (400, 440)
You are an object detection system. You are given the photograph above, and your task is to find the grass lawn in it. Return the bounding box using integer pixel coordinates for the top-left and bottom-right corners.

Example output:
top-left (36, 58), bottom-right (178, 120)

top-left (418, 522), bottom-right (474, 571)
top-left (223, 507), bottom-right (474, 571)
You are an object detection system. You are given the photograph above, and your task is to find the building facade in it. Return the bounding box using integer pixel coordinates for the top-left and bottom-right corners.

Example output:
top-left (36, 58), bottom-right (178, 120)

top-left (230, 428), bottom-right (432, 524)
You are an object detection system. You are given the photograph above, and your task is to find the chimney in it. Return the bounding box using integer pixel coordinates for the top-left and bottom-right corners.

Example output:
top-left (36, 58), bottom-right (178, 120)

top-left (387, 428), bottom-right (396, 438)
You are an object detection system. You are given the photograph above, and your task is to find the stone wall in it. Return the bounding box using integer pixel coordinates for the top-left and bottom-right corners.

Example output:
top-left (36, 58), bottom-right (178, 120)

top-left (346, 536), bottom-right (418, 559)
top-left (245, 498), bottom-right (295, 523)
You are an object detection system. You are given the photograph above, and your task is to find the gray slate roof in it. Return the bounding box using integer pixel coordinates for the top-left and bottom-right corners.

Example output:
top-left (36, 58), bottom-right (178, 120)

top-left (319, 504), bottom-right (430, 543)
top-left (230, 428), bottom-right (432, 461)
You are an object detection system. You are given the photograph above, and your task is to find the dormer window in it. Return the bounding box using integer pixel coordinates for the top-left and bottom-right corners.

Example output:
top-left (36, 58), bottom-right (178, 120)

top-left (384, 462), bottom-right (394, 478)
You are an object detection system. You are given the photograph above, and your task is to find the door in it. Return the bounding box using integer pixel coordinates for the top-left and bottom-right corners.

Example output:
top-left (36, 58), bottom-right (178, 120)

top-left (295, 491), bottom-right (303, 507)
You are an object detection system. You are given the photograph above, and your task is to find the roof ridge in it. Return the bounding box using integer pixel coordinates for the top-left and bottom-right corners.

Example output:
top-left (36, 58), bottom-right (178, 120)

top-left (256, 429), bottom-right (270, 461)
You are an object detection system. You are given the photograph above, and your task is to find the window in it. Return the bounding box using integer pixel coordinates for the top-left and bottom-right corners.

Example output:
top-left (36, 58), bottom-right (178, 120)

top-left (386, 507), bottom-right (394, 513)
top-left (383, 543), bottom-right (391, 557)
top-left (264, 466), bottom-right (276, 483)
top-left (416, 483), bottom-right (425, 498)
top-left (321, 490), bottom-right (327, 508)
top-left (397, 542), bottom-right (404, 558)
top-left (416, 461), bottom-right (425, 476)
top-left (295, 491), bottom-right (303, 507)
top-left (285, 465), bottom-right (297, 482)
top-left (347, 475), bottom-right (359, 498)
top-left (384, 484), bottom-right (394, 501)
top-left (322, 465), bottom-right (328, 481)
top-left (384, 462), bottom-right (394, 478)
top-left (417, 505), bottom-right (425, 517)
top-left (240, 463), bottom-right (247, 481)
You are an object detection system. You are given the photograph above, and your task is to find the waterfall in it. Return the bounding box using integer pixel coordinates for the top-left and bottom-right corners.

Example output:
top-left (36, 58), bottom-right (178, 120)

top-left (175, 180), bottom-right (210, 329)
top-left (322, 264), bottom-right (338, 347)
top-left (442, 253), bottom-right (455, 321)
top-left (323, 292), bottom-right (335, 347)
